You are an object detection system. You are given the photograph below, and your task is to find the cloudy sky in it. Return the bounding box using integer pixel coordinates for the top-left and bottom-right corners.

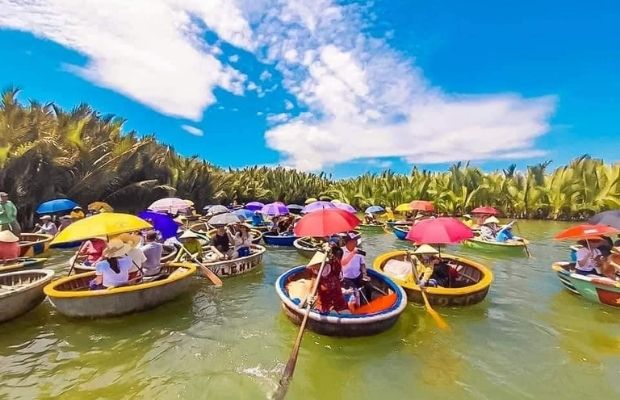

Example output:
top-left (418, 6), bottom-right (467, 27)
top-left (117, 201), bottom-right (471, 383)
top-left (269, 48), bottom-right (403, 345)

top-left (0, 0), bottom-right (618, 176)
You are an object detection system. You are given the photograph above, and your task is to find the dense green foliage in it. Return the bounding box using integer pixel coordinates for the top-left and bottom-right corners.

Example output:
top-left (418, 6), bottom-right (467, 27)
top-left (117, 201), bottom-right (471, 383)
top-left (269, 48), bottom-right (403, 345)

top-left (1, 89), bottom-right (618, 227)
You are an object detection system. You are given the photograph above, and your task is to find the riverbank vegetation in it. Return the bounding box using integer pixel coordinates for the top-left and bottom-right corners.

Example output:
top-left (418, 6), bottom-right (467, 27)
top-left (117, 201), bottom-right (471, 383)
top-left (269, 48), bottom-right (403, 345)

top-left (1, 89), bottom-right (618, 226)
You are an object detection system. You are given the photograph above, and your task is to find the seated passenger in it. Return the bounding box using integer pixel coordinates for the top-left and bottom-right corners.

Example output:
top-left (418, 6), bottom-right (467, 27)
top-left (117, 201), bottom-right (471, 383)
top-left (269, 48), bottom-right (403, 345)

top-left (574, 240), bottom-right (602, 276)
top-left (480, 217), bottom-right (500, 241)
top-left (210, 226), bottom-right (234, 260)
top-left (139, 230), bottom-right (163, 277)
top-left (35, 215), bottom-right (58, 235)
top-left (90, 239), bottom-right (132, 289)
top-left (112, 233), bottom-right (146, 277)
top-left (462, 214), bottom-right (474, 228)
top-left (364, 212), bottom-right (377, 224)
top-left (79, 238), bottom-right (107, 264)
top-left (179, 229), bottom-right (204, 260)
top-left (496, 225), bottom-right (515, 242)
top-left (58, 215), bottom-right (73, 232)
top-left (233, 224), bottom-right (253, 258)
top-left (340, 235), bottom-right (368, 290)
top-left (251, 211), bottom-right (264, 227)
top-left (0, 230), bottom-right (20, 262)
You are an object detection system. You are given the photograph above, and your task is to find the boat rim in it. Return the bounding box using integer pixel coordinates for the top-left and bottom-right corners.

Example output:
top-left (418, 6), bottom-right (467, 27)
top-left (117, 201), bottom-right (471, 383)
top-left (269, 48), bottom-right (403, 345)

top-left (0, 269), bottom-right (55, 299)
top-left (44, 262), bottom-right (196, 298)
top-left (466, 237), bottom-right (528, 247)
top-left (275, 266), bottom-right (407, 324)
top-left (202, 245), bottom-right (266, 267)
top-left (373, 250), bottom-right (493, 295)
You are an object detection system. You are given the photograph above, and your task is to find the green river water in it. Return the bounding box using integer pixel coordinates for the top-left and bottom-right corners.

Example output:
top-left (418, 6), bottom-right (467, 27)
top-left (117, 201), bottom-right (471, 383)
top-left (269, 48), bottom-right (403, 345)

top-left (1, 220), bottom-right (619, 399)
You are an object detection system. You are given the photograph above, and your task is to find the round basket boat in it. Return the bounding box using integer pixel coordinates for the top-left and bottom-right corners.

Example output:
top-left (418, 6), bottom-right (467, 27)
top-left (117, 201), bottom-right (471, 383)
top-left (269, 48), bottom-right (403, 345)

top-left (1, 269), bottom-right (55, 323)
top-left (393, 226), bottom-right (409, 240)
top-left (275, 266), bottom-right (407, 337)
top-left (72, 244), bottom-right (179, 275)
top-left (552, 260), bottom-right (620, 308)
top-left (358, 223), bottom-right (385, 233)
top-left (263, 233), bottom-right (297, 247)
top-left (463, 237), bottom-right (528, 255)
top-left (293, 237), bottom-right (322, 258)
top-left (373, 250), bottom-right (493, 307)
top-left (0, 258), bottom-right (47, 274)
top-left (19, 233), bottom-right (53, 257)
top-left (44, 263), bottom-right (196, 318)
top-left (199, 245), bottom-right (266, 277)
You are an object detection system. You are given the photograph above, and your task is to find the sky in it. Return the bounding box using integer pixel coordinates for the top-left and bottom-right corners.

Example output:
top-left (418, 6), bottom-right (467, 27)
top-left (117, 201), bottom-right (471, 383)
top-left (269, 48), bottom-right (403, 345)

top-left (0, 0), bottom-right (618, 178)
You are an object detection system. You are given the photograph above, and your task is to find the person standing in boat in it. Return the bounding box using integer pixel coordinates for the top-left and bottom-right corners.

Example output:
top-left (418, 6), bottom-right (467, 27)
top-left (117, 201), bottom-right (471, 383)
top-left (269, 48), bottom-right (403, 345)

top-left (35, 215), bottom-right (58, 235)
top-left (140, 230), bottom-right (163, 276)
top-left (90, 239), bottom-right (132, 290)
top-left (0, 230), bottom-right (20, 262)
top-left (306, 248), bottom-right (349, 314)
top-left (0, 192), bottom-right (20, 234)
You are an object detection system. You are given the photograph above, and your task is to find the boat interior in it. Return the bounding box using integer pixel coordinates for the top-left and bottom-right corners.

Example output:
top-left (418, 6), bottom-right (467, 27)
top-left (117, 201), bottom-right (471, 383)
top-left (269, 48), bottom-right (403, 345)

top-left (0, 271), bottom-right (50, 294)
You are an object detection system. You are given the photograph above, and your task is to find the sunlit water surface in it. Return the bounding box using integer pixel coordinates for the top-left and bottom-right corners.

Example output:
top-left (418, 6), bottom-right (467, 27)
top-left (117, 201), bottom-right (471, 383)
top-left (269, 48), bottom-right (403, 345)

top-left (1, 221), bottom-right (619, 399)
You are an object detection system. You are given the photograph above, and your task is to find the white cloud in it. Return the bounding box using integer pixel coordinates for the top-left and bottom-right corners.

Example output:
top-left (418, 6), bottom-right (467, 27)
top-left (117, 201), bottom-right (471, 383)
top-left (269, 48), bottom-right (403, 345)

top-left (229, 54), bottom-right (240, 63)
top-left (181, 124), bottom-right (204, 136)
top-left (0, 0), bottom-right (557, 170)
top-left (0, 0), bottom-right (252, 121)
top-left (284, 100), bottom-right (294, 110)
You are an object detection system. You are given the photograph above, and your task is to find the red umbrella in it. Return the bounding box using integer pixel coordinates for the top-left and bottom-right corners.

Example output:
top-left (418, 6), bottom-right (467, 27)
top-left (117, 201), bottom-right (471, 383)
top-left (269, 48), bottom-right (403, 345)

top-left (471, 206), bottom-right (499, 215)
top-left (409, 200), bottom-right (434, 212)
top-left (554, 224), bottom-right (620, 240)
top-left (293, 208), bottom-right (361, 237)
top-left (405, 217), bottom-right (474, 244)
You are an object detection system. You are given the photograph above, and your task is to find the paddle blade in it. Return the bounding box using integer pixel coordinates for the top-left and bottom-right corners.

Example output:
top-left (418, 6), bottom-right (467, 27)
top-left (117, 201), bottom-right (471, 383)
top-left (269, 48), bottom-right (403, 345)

top-left (425, 304), bottom-right (449, 330)
top-left (199, 264), bottom-right (223, 286)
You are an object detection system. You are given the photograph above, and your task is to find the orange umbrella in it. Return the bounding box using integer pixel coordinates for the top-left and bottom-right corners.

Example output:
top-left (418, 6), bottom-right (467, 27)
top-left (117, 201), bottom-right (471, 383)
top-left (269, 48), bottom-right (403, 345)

top-left (554, 224), bottom-right (620, 240)
top-left (409, 200), bottom-right (434, 212)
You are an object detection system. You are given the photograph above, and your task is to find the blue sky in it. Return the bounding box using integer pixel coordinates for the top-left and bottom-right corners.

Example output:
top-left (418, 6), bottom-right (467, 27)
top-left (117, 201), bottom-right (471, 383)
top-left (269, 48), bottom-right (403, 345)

top-left (0, 0), bottom-right (618, 178)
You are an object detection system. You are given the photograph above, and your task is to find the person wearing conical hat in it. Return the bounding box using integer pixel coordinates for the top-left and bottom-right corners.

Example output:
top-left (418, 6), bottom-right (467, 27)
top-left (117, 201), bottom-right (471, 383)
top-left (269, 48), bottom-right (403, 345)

top-left (413, 245), bottom-right (452, 288)
top-left (0, 230), bottom-right (20, 262)
top-left (180, 229), bottom-right (206, 260)
top-left (306, 248), bottom-right (349, 313)
top-left (90, 238), bottom-right (133, 290)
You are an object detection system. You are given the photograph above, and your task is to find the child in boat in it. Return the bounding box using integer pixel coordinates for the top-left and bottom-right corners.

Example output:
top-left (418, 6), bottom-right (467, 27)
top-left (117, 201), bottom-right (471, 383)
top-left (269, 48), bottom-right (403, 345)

top-left (90, 239), bottom-right (132, 289)
top-left (0, 230), bottom-right (20, 262)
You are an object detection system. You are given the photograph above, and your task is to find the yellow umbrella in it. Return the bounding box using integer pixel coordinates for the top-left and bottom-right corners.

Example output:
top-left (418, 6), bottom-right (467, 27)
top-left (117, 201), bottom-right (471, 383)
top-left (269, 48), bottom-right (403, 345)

top-left (88, 201), bottom-right (114, 212)
top-left (395, 203), bottom-right (413, 212)
top-left (304, 197), bottom-right (318, 205)
top-left (51, 213), bottom-right (152, 245)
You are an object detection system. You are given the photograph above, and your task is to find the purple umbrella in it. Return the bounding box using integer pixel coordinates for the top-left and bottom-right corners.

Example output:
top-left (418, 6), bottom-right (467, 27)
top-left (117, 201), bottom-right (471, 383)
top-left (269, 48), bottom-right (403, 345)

top-left (261, 202), bottom-right (289, 216)
top-left (334, 202), bottom-right (356, 214)
top-left (302, 201), bottom-right (336, 214)
top-left (245, 201), bottom-right (265, 211)
top-left (138, 211), bottom-right (179, 240)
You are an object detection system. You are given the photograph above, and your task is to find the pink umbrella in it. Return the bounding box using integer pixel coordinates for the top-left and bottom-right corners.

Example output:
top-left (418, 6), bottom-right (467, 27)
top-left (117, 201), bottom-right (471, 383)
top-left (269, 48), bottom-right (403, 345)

top-left (148, 197), bottom-right (191, 213)
top-left (333, 203), bottom-right (356, 214)
top-left (405, 217), bottom-right (473, 244)
top-left (471, 206), bottom-right (499, 215)
top-left (261, 202), bottom-right (289, 216)
top-left (302, 201), bottom-right (336, 214)
top-left (294, 208), bottom-right (361, 237)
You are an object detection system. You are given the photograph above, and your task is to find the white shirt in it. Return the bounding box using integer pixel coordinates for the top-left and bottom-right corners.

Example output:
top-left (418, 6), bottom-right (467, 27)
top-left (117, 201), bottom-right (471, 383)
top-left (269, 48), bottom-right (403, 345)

top-left (95, 256), bottom-right (132, 287)
top-left (341, 247), bottom-right (365, 279)
top-left (575, 247), bottom-right (600, 272)
top-left (38, 221), bottom-right (58, 235)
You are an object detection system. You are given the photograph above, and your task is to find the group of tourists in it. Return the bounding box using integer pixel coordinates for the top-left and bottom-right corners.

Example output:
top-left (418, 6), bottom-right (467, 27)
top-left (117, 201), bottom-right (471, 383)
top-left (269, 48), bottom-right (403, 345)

top-left (304, 233), bottom-right (369, 314)
top-left (209, 223), bottom-right (253, 260)
top-left (572, 236), bottom-right (620, 279)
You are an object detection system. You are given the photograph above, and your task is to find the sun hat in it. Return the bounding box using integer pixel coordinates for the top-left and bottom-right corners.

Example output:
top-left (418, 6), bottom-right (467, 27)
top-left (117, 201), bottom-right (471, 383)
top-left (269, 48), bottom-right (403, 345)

top-left (112, 232), bottom-right (141, 247)
top-left (103, 238), bottom-right (132, 258)
top-left (0, 230), bottom-right (19, 243)
top-left (73, 206), bottom-right (82, 210)
top-left (307, 251), bottom-right (327, 269)
top-left (483, 216), bottom-right (500, 225)
top-left (40, 215), bottom-right (52, 221)
top-left (413, 244), bottom-right (439, 255)
top-left (0, 192), bottom-right (8, 197)
top-left (179, 230), bottom-right (199, 239)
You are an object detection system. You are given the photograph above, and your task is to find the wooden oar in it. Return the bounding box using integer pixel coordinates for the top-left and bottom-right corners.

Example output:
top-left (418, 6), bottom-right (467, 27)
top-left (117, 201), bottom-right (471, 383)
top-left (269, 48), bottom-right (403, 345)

top-left (67, 242), bottom-right (86, 276)
top-left (274, 251), bottom-right (329, 400)
top-left (408, 252), bottom-right (449, 330)
top-left (178, 245), bottom-right (223, 287)
top-left (513, 221), bottom-right (532, 258)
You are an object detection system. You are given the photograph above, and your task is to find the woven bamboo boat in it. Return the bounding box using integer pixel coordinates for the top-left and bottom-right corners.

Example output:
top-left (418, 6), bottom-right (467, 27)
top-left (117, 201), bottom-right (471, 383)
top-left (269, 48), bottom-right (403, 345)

top-left (0, 269), bottom-right (55, 322)
top-left (552, 261), bottom-right (620, 308)
top-left (263, 233), bottom-right (297, 247)
top-left (373, 250), bottom-right (493, 307)
top-left (44, 263), bottom-right (196, 318)
top-left (198, 245), bottom-right (266, 277)
top-left (293, 237), bottom-right (322, 258)
top-left (463, 237), bottom-right (528, 255)
top-left (72, 244), bottom-right (178, 275)
top-left (275, 266), bottom-right (407, 336)
top-left (0, 258), bottom-right (47, 274)
top-left (19, 233), bottom-right (53, 257)
top-left (393, 226), bottom-right (409, 240)
top-left (358, 223), bottom-right (385, 233)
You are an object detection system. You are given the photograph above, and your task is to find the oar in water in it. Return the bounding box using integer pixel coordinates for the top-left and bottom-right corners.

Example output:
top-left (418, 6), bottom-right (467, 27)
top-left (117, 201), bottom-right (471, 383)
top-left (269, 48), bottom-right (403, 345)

top-left (178, 245), bottom-right (223, 287)
top-left (273, 250), bottom-right (329, 400)
top-left (408, 252), bottom-right (449, 330)
top-left (513, 221), bottom-right (532, 258)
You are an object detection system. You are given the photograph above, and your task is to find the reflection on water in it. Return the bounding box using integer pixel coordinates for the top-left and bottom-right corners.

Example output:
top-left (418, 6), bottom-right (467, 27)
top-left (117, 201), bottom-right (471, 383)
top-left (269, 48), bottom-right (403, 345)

top-left (1, 220), bottom-right (619, 399)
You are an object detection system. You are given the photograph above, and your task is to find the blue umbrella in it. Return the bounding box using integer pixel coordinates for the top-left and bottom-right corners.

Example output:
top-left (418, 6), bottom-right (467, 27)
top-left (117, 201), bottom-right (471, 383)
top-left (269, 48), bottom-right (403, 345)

top-left (365, 205), bottom-right (385, 214)
top-left (233, 209), bottom-right (254, 220)
top-left (138, 211), bottom-right (179, 240)
top-left (36, 198), bottom-right (79, 214)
